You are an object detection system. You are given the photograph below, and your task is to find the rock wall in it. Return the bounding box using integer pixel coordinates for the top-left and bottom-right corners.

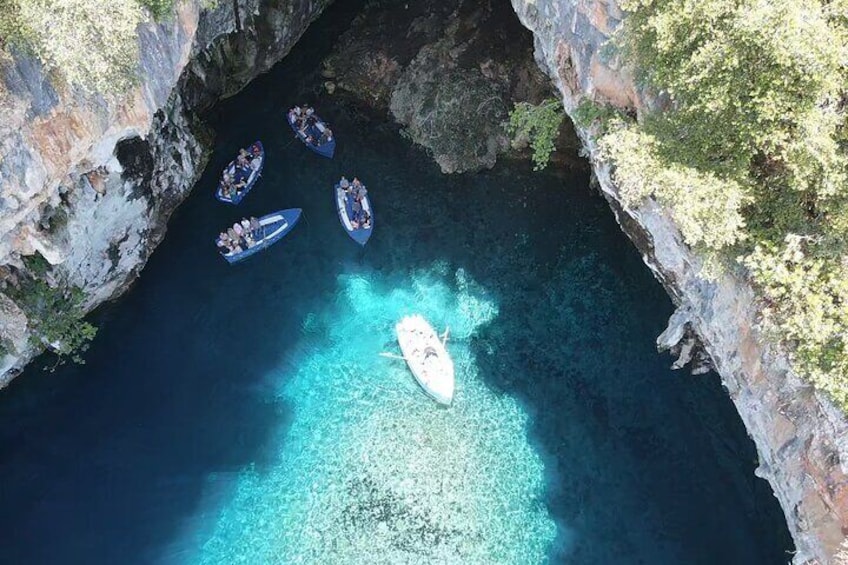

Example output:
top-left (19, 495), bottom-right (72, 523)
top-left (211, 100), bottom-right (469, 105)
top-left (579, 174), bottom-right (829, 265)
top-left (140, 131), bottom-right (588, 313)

top-left (508, 0), bottom-right (848, 562)
top-left (0, 0), bottom-right (331, 382)
top-left (321, 0), bottom-right (582, 173)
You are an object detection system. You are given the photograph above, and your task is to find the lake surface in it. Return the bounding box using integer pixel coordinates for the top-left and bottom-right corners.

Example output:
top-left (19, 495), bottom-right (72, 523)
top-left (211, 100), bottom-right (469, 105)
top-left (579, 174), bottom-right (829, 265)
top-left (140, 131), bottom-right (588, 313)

top-left (0, 3), bottom-right (793, 563)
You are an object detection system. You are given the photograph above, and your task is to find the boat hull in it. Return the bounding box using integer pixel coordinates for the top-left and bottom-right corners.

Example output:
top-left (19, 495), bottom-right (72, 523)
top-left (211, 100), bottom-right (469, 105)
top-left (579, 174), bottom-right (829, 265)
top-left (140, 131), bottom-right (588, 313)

top-left (396, 315), bottom-right (454, 405)
top-left (215, 141), bottom-right (264, 205)
top-left (287, 111), bottom-right (335, 158)
top-left (334, 183), bottom-right (373, 246)
top-left (217, 209), bottom-right (302, 264)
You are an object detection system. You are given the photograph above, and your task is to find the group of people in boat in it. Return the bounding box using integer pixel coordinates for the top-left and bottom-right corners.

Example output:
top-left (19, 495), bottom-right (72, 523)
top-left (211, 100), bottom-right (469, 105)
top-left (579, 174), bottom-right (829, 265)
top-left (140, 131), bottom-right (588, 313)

top-left (217, 217), bottom-right (264, 255)
top-left (339, 176), bottom-right (372, 229)
top-left (288, 105), bottom-right (334, 147)
top-left (220, 143), bottom-right (262, 199)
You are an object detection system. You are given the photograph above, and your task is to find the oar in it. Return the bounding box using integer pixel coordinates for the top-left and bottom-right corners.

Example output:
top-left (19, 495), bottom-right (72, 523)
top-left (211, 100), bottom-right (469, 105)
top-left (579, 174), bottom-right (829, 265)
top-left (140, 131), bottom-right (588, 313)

top-left (379, 352), bottom-right (407, 361)
top-left (441, 326), bottom-right (450, 346)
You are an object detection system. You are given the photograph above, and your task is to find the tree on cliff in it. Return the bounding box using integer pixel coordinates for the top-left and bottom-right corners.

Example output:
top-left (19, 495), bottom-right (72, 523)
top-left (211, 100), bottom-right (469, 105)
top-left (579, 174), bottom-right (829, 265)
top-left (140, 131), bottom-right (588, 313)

top-left (507, 98), bottom-right (565, 170)
top-left (600, 0), bottom-right (848, 406)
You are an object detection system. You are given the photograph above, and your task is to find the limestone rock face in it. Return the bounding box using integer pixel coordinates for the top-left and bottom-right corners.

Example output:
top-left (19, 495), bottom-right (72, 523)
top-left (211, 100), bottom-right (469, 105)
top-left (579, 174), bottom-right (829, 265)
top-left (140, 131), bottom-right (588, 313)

top-left (508, 0), bottom-right (848, 562)
top-left (323, 0), bottom-right (570, 174)
top-left (0, 0), bottom-right (330, 378)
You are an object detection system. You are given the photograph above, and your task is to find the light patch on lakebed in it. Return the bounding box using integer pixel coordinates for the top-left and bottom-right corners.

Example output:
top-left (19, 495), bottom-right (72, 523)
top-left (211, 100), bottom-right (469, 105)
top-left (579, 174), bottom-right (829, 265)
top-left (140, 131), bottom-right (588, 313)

top-left (193, 264), bottom-right (556, 564)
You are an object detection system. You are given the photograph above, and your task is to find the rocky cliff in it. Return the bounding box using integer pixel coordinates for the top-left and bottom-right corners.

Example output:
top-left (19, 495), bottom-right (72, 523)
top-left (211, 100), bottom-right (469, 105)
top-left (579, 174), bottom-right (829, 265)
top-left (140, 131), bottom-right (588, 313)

top-left (321, 0), bottom-right (583, 173)
top-left (0, 0), bottom-right (330, 382)
top-left (508, 0), bottom-right (848, 562)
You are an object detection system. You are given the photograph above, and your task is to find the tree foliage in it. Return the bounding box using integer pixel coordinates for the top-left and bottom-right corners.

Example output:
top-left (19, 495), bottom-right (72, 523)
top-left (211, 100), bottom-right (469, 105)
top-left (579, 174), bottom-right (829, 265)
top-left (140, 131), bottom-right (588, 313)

top-left (8, 275), bottom-right (97, 366)
top-left (0, 0), bottom-right (174, 93)
top-left (605, 0), bottom-right (848, 407)
top-left (507, 98), bottom-right (564, 170)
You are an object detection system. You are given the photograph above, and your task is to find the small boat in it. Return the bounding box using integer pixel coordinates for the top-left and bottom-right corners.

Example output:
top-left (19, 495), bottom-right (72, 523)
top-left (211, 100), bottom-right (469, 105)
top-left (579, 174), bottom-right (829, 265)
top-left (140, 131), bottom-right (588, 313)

top-left (215, 141), bottom-right (264, 205)
top-left (395, 315), bottom-right (454, 405)
top-left (287, 109), bottom-right (336, 158)
top-left (334, 182), bottom-right (373, 246)
top-left (216, 209), bottom-right (302, 264)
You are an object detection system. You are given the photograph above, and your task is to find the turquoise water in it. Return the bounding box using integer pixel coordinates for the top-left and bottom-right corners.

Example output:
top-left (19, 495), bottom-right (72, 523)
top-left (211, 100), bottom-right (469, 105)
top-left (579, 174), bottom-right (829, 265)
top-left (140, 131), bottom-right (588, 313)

top-left (0, 3), bottom-right (792, 563)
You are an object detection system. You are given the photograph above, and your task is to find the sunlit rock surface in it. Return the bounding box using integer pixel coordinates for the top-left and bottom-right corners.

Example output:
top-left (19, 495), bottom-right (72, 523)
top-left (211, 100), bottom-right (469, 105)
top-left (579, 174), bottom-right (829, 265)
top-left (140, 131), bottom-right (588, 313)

top-left (0, 0), bottom-right (330, 379)
top-left (508, 0), bottom-right (848, 562)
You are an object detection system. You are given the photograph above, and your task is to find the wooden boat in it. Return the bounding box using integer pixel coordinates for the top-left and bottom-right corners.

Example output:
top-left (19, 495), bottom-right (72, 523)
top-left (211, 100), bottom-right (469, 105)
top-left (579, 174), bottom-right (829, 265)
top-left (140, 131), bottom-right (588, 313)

top-left (215, 141), bottom-right (264, 204)
top-left (287, 109), bottom-right (336, 158)
top-left (395, 315), bottom-right (454, 405)
top-left (334, 182), bottom-right (373, 246)
top-left (216, 209), bottom-right (301, 264)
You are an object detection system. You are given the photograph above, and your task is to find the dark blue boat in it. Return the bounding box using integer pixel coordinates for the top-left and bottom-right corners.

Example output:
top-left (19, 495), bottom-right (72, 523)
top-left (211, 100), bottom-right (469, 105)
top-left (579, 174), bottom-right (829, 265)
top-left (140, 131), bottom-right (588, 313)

top-left (334, 182), bottom-right (373, 246)
top-left (287, 109), bottom-right (336, 158)
top-left (216, 209), bottom-right (302, 264)
top-left (215, 141), bottom-right (264, 205)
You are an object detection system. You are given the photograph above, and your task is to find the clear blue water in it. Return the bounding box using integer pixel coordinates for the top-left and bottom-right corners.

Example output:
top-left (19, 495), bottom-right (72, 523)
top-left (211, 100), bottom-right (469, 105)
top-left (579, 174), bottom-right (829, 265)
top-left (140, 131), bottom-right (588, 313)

top-left (0, 4), bottom-right (792, 564)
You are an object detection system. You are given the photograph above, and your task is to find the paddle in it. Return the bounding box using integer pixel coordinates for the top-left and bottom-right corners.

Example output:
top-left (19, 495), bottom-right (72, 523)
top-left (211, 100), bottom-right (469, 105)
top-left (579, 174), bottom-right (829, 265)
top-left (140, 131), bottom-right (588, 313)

top-left (441, 326), bottom-right (450, 346)
top-left (379, 352), bottom-right (408, 361)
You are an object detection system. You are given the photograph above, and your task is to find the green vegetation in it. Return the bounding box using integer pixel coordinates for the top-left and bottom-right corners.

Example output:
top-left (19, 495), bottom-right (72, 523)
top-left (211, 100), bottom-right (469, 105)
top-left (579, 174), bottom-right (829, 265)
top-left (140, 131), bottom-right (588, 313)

top-left (572, 98), bottom-right (625, 131)
top-left (8, 274), bottom-right (97, 366)
top-left (602, 0), bottom-right (848, 405)
top-left (507, 98), bottom-right (565, 170)
top-left (22, 251), bottom-right (51, 278)
top-left (0, 0), bottom-right (175, 93)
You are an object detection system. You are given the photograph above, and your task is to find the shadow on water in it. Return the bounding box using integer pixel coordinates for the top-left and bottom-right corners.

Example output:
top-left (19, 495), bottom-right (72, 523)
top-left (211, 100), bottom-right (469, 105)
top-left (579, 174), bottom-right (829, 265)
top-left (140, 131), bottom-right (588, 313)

top-left (0, 0), bottom-right (793, 563)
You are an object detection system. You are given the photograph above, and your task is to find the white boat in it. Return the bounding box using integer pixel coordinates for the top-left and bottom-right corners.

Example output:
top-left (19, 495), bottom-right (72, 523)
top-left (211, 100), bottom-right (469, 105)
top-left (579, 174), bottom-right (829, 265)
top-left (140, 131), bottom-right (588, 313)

top-left (395, 315), bottom-right (454, 405)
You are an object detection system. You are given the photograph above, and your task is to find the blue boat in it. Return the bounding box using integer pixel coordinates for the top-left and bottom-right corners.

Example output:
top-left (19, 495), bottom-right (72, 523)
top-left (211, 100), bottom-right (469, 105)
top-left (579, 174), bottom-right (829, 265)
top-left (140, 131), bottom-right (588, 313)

top-left (287, 109), bottom-right (336, 158)
top-left (215, 141), bottom-right (264, 205)
top-left (216, 209), bottom-right (302, 264)
top-left (334, 182), bottom-right (373, 246)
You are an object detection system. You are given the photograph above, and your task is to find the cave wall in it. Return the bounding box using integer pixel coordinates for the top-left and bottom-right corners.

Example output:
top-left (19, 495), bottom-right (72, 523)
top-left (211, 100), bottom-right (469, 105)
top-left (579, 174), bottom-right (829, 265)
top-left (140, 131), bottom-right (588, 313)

top-left (507, 0), bottom-right (848, 562)
top-left (0, 0), bottom-right (331, 382)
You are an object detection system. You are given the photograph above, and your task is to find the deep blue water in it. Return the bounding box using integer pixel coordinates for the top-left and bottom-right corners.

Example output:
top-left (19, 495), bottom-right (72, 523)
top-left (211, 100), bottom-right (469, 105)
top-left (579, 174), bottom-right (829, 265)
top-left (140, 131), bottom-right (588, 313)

top-left (0, 3), bottom-right (793, 563)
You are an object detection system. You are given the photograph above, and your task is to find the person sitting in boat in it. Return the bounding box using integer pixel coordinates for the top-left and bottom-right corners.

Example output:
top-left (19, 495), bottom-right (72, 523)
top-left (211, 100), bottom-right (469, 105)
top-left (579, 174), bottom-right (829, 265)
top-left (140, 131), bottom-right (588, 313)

top-left (217, 232), bottom-right (232, 254)
top-left (226, 227), bottom-right (243, 252)
top-left (240, 219), bottom-right (255, 246)
top-left (360, 209), bottom-right (372, 229)
top-left (351, 178), bottom-right (367, 201)
top-left (249, 144), bottom-right (262, 168)
top-left (339, 176), bottom-right (350, 191)
top-left (249, 216), bottom-right (262, 238)
top-left (318, 126), bottom-right (333, 146)
top-left (289, 106), bottom-right (302, 125)
top-left (232, 165), bottom-right (250, 192)
top-left (232, 178), bottom-right (247, 194)
top-left (236, 154), bottom-right (250, 171)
